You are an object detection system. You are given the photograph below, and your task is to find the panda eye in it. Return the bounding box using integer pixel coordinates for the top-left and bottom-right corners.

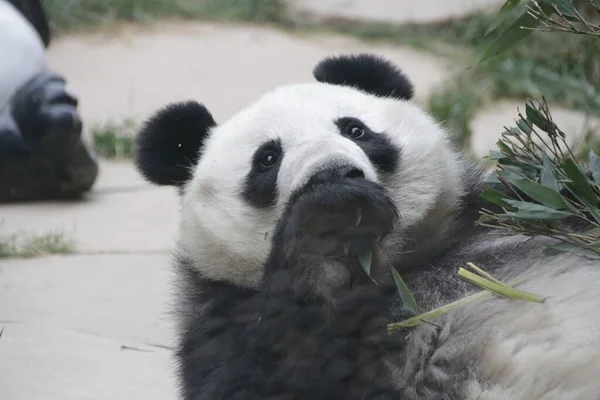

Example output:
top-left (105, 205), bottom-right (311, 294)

top-left (259, 150), bottom-right (279, 169)
top-left (346, 124), bottom-right (365, 139)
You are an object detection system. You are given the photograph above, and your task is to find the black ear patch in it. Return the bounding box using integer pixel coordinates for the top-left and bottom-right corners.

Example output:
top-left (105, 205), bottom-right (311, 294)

top-left (135, 101), bottom-right (216, 187)
top-left (313, 53), bottom-right (414, 101)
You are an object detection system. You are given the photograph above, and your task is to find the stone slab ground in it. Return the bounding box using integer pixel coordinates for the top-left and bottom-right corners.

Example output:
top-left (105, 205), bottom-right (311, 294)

top-left (48, 21), bottom-right (454, 129)
top-left (0, 253), bottom-right (178, 400)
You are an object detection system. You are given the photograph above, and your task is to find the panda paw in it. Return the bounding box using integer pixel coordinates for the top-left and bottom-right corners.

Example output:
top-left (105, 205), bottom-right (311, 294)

top-left (10, 71), bottom-right (82, 145)
top-left (274, 177), bottom-right (399, 262)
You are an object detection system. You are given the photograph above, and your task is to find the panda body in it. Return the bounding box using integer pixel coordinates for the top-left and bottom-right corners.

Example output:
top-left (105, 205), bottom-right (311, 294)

top-left (0, 0), bottom-right (47, 108)
top-left (135, 54), bottom-right (600, 399)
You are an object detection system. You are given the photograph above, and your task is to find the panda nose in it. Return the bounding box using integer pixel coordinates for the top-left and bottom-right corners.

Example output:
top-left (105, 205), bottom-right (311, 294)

top-left (342, 166), bottom-right (365, 179)
top-left (310, 165), bottom-right (365, 183)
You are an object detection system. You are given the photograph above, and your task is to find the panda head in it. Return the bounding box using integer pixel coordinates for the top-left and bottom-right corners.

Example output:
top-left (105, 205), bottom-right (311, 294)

top-left (136, 53), bottom-right (467, 289)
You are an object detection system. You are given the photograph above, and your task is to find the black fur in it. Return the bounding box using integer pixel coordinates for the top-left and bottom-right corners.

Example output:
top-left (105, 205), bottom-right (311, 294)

top-left (335, 117), bottom-right (400, 174)
top-left (313, 54), bottom-right (414, 101)
top-left (242, 139), bottom-right (283, 208)
top-left (135, 101), bottom-right (216, 187)
top-left (8, 0), bottom-right (51, 48)
top-left (175, 174), bottom-right (404, 399)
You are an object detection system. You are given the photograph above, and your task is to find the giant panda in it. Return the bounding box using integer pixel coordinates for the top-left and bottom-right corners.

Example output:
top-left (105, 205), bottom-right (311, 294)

top-left (135, 53), bottom-right (600, 399)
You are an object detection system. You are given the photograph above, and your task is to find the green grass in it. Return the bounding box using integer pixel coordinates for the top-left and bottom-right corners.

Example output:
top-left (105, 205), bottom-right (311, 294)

top-left (91, 118), bottom-right (137, 159)
top-left (0, 232), bottom-right (75, 258)
top-left (43, 0), bottom-right (288, 32)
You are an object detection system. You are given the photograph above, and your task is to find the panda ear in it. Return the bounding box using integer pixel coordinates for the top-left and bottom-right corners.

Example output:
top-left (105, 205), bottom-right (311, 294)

top-left (135, 101), bottom-right (216, 187)
top-left (312, 53), bottom-right (414, 101)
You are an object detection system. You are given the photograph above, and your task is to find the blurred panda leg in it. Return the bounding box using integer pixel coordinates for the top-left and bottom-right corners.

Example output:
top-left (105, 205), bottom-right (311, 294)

top-left (0, 0), bottom-right (99, 202)
top-left (0, 71), bottom-right (99, 202)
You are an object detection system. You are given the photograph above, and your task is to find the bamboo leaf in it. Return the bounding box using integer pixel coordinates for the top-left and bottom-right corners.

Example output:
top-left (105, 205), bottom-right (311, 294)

top-left (589, 151), bottom-right (600, 185)
top-left (498, 168), bottom-right (527, 183)
top-left (540, 151), bottom-right (559, 192)
top-left (357, 248), bottom-right (372, 277)
top-left (480, 188), bottom-right (518, 210)
top-left (388, 289), bottom-right (494, 331)
top-left (548, 0), bottom-right (580, 21)
top-left (497, 140), bottom-right (514, 156)
top-left (503, 200), bottom-right (573, 220)
top-left (391, 267), bottom-right (419, 315)
top-left (458, 268), bottom-right (545, 303)
top-left (562, 183), bottom-right (600, 225)
top-left (510, 179), bottom-right (567, 210)
top-left (466, 262), bottom-right (503, 285)
top-left (485, 0), bottom-right (525, 36)
top-left (525, 102), bottom-right (548, 129)
top-left (562, 158), bottom-right (597, 206)
top-left (516, 119), bottom-right (532, 135)
top-left (544, 242), bottom-right (600, 258)
top-left (479, 2), bottom-right (555, 63)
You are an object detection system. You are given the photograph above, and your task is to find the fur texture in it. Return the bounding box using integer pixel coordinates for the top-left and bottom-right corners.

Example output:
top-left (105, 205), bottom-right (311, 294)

top-left (136, 53), bottom-right (600, 399)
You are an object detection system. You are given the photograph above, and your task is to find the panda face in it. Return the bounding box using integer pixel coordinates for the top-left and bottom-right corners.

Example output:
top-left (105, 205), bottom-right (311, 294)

top-left (136, 54), bottom-right (467, 289)
top-left (176, 83), bottom-right (464, 288)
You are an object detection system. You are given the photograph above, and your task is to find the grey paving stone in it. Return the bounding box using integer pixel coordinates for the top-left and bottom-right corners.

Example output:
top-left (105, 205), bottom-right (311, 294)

top-left (0, 185), bottom-right (180, 253)
top-left (0, 254), bottom-right (174, 347)
top-left (48, 21), bottom-right (453, 128)
top-left (0, 323), bottom-right (177, 400)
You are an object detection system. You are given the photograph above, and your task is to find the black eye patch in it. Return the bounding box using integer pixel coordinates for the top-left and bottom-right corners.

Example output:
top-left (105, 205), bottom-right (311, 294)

top-left (335, 117), bottom-right (400, 174)
top-left (242, 139), bottom-right (283, 209)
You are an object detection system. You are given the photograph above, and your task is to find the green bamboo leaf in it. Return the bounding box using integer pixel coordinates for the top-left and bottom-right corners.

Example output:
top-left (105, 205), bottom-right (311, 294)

top-left (390, 267), bottom-right (419, 315)
top-left (504, 200), bottom-right (573, 220)
top-left (480, 188), bottom-right (517, 210)
top-left (358, 248), bottom-right (372, 277)
top-left (388, 289), bottom-right (493, 331)
top-left (458, 268), bottom-right (545, 303)
top-left (562, 183), bottom-right (600, 225)
top-left (548, 0), bottom-right (580, 21)
top-left (484, 174), bottom-right (502, 184)
top-left (496, 140), bottom-right (514, 156)
top-left (479, 2), bottom-right (555, 63)
top-left (525, 102), bottom-right (547, 129)
top-left (561, 158), bottom-right (597, 206)
top-left (510, 179), bottom-right (567, 210)
top-left (544, 242), bottom-right (600, 258)
top-left (498, 168), bottom-right (527, 183)
top-left (485, 0), bottom-right (525, 36)
top-left (589, 151), bottom-right (600, 185)
top-left (466, 262), bottom-right (503, 285)
top-left (389, 276), bottom-right (527, 332)
top-left (540, 151), bottom-right (559, 192)
top-left (516, 119), bottom-right (532, 135)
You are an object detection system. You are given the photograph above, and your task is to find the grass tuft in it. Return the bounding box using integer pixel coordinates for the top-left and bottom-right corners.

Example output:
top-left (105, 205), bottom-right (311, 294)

top-left (0, 232), bottom-right (75, 258)
top-left (91, 118), bottom-right (137, 159)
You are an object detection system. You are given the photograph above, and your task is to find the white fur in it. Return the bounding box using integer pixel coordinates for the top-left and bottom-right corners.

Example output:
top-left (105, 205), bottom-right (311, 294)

top-left (0, 0), bottom-right (47, 108)
top-left (463, 255), bottom-right (600, 399)
top-left (177, 83), bottom-right (464, 288)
